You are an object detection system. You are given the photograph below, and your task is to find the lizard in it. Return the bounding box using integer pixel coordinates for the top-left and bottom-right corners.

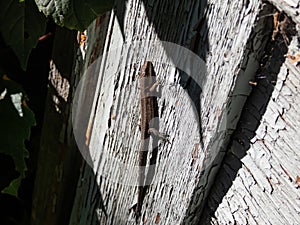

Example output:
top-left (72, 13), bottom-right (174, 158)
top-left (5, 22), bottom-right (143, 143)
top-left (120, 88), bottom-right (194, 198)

top-left (132, 61), bottom-right (168, 220)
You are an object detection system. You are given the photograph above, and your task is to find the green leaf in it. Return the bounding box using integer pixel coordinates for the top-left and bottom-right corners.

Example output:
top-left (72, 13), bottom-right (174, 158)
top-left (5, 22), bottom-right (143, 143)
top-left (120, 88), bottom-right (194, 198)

top-left (0, 76), bottom-right (35, 196)
top-left (34, 0), bottom-right (114, 31)
top-left (2, 177), bottom-right (22, 196)
top-left (0, 0), bottom-right (47, 70)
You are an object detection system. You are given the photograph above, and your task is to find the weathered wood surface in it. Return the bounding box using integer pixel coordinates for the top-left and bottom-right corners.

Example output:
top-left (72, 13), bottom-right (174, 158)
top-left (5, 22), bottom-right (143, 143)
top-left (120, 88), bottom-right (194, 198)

top-left (69, 0), bottom-right (300, 224)
top-left (200, 5), bottom-right (300, 224)
top-left (199, 1), bottom-right (300, 224)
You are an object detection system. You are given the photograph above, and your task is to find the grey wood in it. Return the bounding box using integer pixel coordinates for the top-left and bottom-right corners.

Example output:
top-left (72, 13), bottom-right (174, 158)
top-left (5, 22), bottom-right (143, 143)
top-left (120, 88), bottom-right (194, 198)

top-left (69, 0), bottom-right (300, 224)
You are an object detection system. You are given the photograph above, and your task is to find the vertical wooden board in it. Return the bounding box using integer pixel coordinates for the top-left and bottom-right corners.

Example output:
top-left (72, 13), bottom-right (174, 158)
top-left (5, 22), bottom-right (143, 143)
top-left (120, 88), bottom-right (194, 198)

top-left (201, 3), bottom-right (300, 224)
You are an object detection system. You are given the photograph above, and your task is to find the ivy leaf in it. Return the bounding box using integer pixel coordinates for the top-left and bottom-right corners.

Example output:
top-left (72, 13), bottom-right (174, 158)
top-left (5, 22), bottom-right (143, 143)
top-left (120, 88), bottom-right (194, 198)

top-left (2, 177), bottom-right (22, 196)
top-left (34, 0), bottom-right (114, 31)
top-left (0, 0), bottom-right (47, 70)
top-left (0, 76), bottom-right (35, 196)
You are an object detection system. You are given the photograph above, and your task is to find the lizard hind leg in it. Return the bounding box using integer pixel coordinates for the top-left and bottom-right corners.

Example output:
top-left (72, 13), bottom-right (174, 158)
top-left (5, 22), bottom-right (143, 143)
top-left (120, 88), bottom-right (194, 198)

top-left (148, 128), bottom-right (167, 139)
top-left (148, 127), bottom-right (170, 143)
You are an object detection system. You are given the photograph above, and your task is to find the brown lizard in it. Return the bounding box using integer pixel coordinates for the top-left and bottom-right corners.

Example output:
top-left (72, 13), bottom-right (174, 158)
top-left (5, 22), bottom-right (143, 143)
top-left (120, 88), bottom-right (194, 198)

top-left (132, 61), bottom-right (168, 219)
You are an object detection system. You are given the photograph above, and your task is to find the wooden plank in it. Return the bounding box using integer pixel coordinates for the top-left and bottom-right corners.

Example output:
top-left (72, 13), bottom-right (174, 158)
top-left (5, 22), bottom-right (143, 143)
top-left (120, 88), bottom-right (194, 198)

top-left (69, 0), bottom-right (300, 224)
